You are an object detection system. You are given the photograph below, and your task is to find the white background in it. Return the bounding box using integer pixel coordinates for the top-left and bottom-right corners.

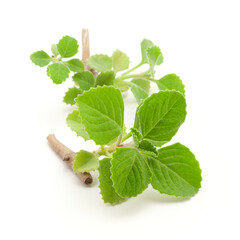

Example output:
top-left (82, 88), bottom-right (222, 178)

top-left (0, 0), bottom-right (239, 239)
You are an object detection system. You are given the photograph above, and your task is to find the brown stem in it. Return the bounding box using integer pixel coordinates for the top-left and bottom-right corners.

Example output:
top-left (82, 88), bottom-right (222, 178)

top-left (47, 134), bottom-right (93, 185)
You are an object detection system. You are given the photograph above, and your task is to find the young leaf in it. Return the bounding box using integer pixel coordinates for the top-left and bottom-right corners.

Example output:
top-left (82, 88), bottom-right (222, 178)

top-left (147, 46), bottom-right (163, 77)
top-left (75, 86), bottom-right (124, 145)
top-left (30, 51), bottom-right (52, 67)
top-left (57, 36), bottom-right (79, 58)
top-left (66, 110), bottom-right (90, 141)
top-left (113, 81), bottom-right (129, 92)
top-left (155, 74), bottom-right (185, 95)
top-left (111, 148), bottom-right (152, 198)
top-left (73, 150), bottom-right (99, 172)
top-left (138, 140), bottom-right (157, 155)
top-left (51, 44), bottom-right (59, 57)
top-left (141, 39), bottom-right (155, 64)
top-left (131, 78), bottom-right (150, 93)
top-left (65, 59), bottom-right (84, 72)
top-left (134, 90), bottom-right (186, 146)
top-left (72, 71), bottom-right (94, 91)
top-left (47, 63), bottom-right (70, 84)
top-left (112, 49), bottom-right (130, 72)
top-left (63, 87), bottom-right (82, 105)
top-left (98, 158), bottom-right (125, 204)
top-left (87, 54), bottom-right (112, 72)
top-left (130, 128), bottom-right (142, 145)
top-left (96, 71), bottom-right (115, 86)
top-left (130, 82), bottom-right (148, 104)
top-left (146, 143), bottom-right (202, 197)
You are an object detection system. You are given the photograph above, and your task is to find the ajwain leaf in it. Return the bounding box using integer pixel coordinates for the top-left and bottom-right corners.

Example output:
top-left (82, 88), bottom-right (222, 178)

top-left (47, 63), bottom-right (70, 84)
top-left (66, 59), bottom-right (84, 72)
top-left (57, 36), bottom-right (79, 58)
top-left (146, 143), bottom-right (202, 197)
top-left (98, 158), bottom-right (125, 204)
top-left (111, 148), bottom-right (152, 198)
top-left (73, 150), bottom-right (99, 172)
top-left (138, 139), bottom-right (157, 155)
top-left (51, 44), bottom-right (59, 57)
top-left (112, 49), bottom-right (130, 72)
top-left (87, 54), bottom-right (112, 72)
top-left (131, 78), bottom-right (150, 93)
top-left (130, 82), bottom-right (148, 104)
top-left (75, 86), bottom-right (124, 145)
top-left (63, 87), bottom-right (82, 105)
top-left (141, 39), bottom-right (155, 64)
top-left (130, 128), bottom-right (142, 145)
top-left (30, 50), bottom-right (52, 67)
top-left (72, 71), bottom-right (94, 91)
top-left (147, 46), bottom-right (163, 77)
top-left (96, 71), bottom-right (115, 86)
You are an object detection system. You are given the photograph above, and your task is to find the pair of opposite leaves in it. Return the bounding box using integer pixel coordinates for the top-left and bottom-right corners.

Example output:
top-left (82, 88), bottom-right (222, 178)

top-left (67, 86), bottom-right (202, 204)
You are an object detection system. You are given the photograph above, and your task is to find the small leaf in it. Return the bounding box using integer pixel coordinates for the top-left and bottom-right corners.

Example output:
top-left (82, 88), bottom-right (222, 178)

top-left (51, 44), bottom-right (59, 57)
top-left (114, 81), bottom-right (129, 92)
top-left (131, 78), bottom-right (150, 93)
top-left (141, 39), bottom-right (155, 64)
top-left (73, 150), bottom-right (99, 172)
top-left (47, 63), bottom-right (70, 84)
top-left (138, 140), bottom-right (157, 155)
top-left (96, 71), bottom-right (115, 86)
top-left (63, 87), bottom-right (82, 105)
top-left (112, 49), bottom-right (130, 72)
top-left (155, 74), bottom-right (185, 95)
top-left (30, 50), bottom-right (52, 67)
top-left (66, 110), bottom-right (90, 141)
top-left (147, 46), bottom-right (163, 77)
top-left (146, 143), bottom-right (202, 197)
top-left (72, 71), bottom-right (94, 91)
top-left (130, 82), bottom-right (148, 104)
top-left (111, 148), bottom-right (152, 198)
top-left (98, 158), bottom-right (125, 204)
top-left (75, 86), bottom-right (124, 145)
top-left (87, 54), bottom-right (112, 72)
top-left (130, 128), bottom-right (142, 145)
top-left (57, 36), bottom-right (79, 58)
top-left (134, 90), bottom-right (186, 146)
top-left (65, 59), bottom-right (84, 72)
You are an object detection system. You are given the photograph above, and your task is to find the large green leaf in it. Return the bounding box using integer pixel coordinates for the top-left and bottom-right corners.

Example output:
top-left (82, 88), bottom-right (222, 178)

top-left (98, 158), bottom-right (125, 204)
top-left (155, 74), bottom-right (185, 95)
top-left (66, 110), bottom-right (90, 141)
top-left (141, 39), bottom-right (155, 64)
top-left (75, 86), bottom-right (124, 145)
top-left (73, 150), bottom-right (99, 172)
top-left (111, 148), bottom-right (152, 198)
top-left (134, 90), bottom-right (186, 146)
top-left (72, 71), bottom-right (94, 91)
top-left (87, 54), bottom-right (112, 72)
top-left (63, 87), bottom-right (82, 105)
top-left (30, 51), bottom-right (52, 67)
top-left (112, 49), bottom-right (130, 72)
top-left (96, 71), bottom-right (115, 86)
top-left (47, 63), bottom-right (70, 84)
top-left (146, 143), bottom-right (202, 197)
top-left (57, 36), bottom-right (79, 58)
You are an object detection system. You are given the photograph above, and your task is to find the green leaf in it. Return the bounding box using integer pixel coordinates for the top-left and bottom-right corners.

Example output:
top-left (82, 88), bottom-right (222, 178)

top-left (113, 81), bottom-right (129, 92)
top-left (130, 128), bottom-right (142, 145)
top-left (51, 44), bottom-right (59, 57)
top-left (63, 87), bottom-right (82, 105)
top-left (147, 46), bottom-right (163, 77)
top-left (86, 54), bottom-right (112, 72)
top-left (134, 90), bottom-right (186, 146)
top-left (111, 148), bottom-right (152, 198)
top-left (98, 158), bottom-right (125, 204)
top-left (112, 49), bottom-right (130, 72)
top-left (130, 82), bottom-right (148, 104)
top-left (96, 71), bottom-right (115, 86)
top-left (131, 78), bottom-right (150, 93)
top-left (57, 35), bottom-right (79, 58)
top-left (73, 150), bottom-right (99, 172)
top-left (146, 143), bottom-right (202, 197)
top-left (30, 50), bottom-right (52, 67)
top-left (47, 63), bottom-right (70, 84)
top-left (66, 110), bottom-right (90, 141)
top-left (138, 140), bottom-right (157, 155)
top-left (72, 71), bottom-right (94, 91)
top-left (141, 39), bottom-right (155, 64)
top-left (75, 86), bottom-right (124, 145)
top-left (65, 59), bottom-right (84, 72)
top-left (155, 74), bottom-right (185, 95)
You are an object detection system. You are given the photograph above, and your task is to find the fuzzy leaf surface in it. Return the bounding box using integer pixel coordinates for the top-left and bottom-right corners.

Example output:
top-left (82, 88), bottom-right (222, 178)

top-left (66, 110), bottom-right (90, 140)
top-left (146, 143), bottom-right (202, 197)
top-left (112, 49), bottom-right (130, 72)
top-left (57, 36), bottom-right (79, 58)
top-left (111, 148), bottom-right (152, 198)
top-left (134, 90), bottom-right (186, 146)
top-left (130, 128), bottom-right (142, 145)
top-left (30, 51), bottom-right (52, 67)
top-left (47, 63), bottom-right (70, 84)
top-left (138, 140), bottom-right (157, 155)
top-left (66, 59), bottom-right (84, 72)
top-left (75, 86), bottom-right (124, 145)
top-left (72, 71), bottom-right (94, 91)
top-left (73, 150), bottom-right (99, 172)
top-left (141, 39), bottom-right (155, 64)
top-left (98, 158), bottom-right (125, 204)
top-left (96, 71), bottom-right (115, 86)
top-left (147, 46), bottom-right (163, 76)
top-left (63, 87), bottom-right (82, 105)
top-left (87, 54), bottom-right (112, 72)
top-left (156, 74), bottom-right (185, 95)
top-left (131, 78), bottom-right (150, 93)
